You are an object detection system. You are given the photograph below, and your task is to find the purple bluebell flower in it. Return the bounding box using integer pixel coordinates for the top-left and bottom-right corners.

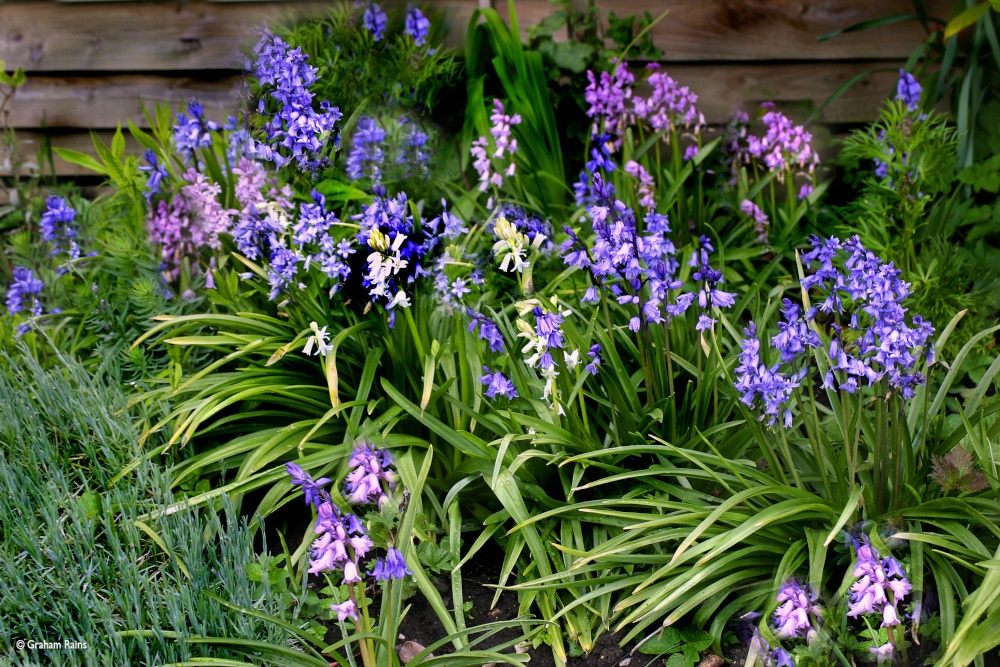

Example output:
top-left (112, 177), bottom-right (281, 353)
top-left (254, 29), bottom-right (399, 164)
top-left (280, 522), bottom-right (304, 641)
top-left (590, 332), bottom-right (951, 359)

top-left (471, 99), bottom-right (522, 192)
top-left (398, 117), bottom-right (430, 177)
top-left (432, 199), bottom-right (467, 240)
top-left (624, 160), bottom-right (655, 209)
top-left (267, 246), bottom-right (303, 300)
top-left (346, 116), bottom-right (386, 181)
top-left (249, 32), bottom-right (341, 172)
top-left (772, 579), bottom-right (822, 639)
top-left (286, 462), bottom-right (331, 508)
top-left (896, 69), bottom-right (922, 112)
top-left (632, 64), bottom-right (704, 136)
top-left (371, 547), bottom-right (411, 581)
top-left (345, 442), bottom-right (399, 506)
top-left (139, 150), bottom-right (169, 201)
top-left (404, 6), bottom-right (431, 45)
top-left (286, 466), bottom-right (374, 585)
top-left (585, 344), bottom-right (602, 375)
top-left (735, 323), bottom-right (800, 428)
top-left (771, 299), bottom-right (820, 364)
top-left (5, 267), bottom-right (44, 336)
top-left (746, 106), bottom-right (818, 178)
top-left (331, 599), bottom-right (358, 622)
top-left (173, 98), bottom-right (219, 160)
top-left (870, 642), bottom-right (894, 665)
top-left (39, 196), bottom-right (82, 269)
top-left (689, 235), bottom-right (736, 310)
top-left (584, 60), bottom-right (634, 144)
top-left (848, 538), bottom-right (910, 627)
top-left (468, 309), bottom-right (505, 352)
top-left (481, 367), bottom-right (517, 400)
top-left (772, 648), bottom-right (794, 667)
top-left (363, 3), bottom-right (389, 40)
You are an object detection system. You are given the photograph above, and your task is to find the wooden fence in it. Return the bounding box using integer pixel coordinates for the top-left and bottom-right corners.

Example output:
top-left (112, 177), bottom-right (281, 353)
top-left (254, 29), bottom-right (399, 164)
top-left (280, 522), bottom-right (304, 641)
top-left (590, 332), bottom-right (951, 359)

top-left (0, 0), bottom-right (952, 177)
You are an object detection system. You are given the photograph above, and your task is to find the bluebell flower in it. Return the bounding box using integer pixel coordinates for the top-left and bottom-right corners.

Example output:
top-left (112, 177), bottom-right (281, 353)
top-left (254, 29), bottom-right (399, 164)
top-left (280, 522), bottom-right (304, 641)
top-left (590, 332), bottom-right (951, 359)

top-left (468, 309), bottom-right (505, 352)
top-left (585, 344), bottom-right (602, 375)
top-left (139, 150), bottom-right (169, 201)
top-left (434, 199), bottom-right (467, 239)
top-left (294, 190), bottom-right (339, 246)
top-left (404, 6), bottom-right (431, 45)
top-left (734, 323), bottom-right (800, 428)
top-left (174, 98), bottom-right (219, 160)
top-left (895, 69), bottom-right (922, 112)
top-left (250, 32), bottom-right (341, 172)
top-left (398, 117), bottom-right (430, 176)
top-left (5, 266), bottom-right (44, 334)
top-left (345, 442), bottom-right (398, 507)
top-left (346, 116), bottom-right (386, 181)
top-left (772, 579), bottom-right (822, 639)
top-left (771, 299), bottom-right (820, 363)
top-left (363, 2), bottom-right (389, 40)
top-left (481, 366), bottom-right (517, 400)
top-left (267, 246), bottom-right (302, 300)
top-left (39, 196), bottom-right (81, 270)
top-left (286, 462), bottom-right (331, 509)
top-left (848, 538), bottom-right (910, 627)
top-left (372, 547), bottom-right (411, 581)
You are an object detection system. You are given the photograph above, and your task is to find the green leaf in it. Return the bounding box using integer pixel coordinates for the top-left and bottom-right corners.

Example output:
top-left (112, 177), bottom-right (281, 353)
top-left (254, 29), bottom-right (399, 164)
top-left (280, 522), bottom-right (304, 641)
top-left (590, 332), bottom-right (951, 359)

top-left (638, 626), bottom-right (682, 655)
top-left (53, 147), bottom-right (107, 175)
top-left (945, 3), bottom-right (991, 40)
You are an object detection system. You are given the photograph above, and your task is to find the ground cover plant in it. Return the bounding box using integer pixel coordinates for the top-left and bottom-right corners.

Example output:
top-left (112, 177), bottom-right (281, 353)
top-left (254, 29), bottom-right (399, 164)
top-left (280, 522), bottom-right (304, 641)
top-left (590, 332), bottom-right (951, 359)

top-left (1, 2), bottom-right (999, 667)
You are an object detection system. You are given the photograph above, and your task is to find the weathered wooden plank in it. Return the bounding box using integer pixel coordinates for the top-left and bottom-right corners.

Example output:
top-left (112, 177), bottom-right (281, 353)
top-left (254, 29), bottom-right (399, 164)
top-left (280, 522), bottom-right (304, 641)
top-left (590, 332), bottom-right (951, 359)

top-left (504, 0), bottom-right (953, 62)
top-left (654, 61), bottom-right (904, 124)
top-left (0, 0), bottom-right (476, 71)
top-left (5, 60), bottom-right (902, 131)
top-left (6, 74), bottom-right (240, 129)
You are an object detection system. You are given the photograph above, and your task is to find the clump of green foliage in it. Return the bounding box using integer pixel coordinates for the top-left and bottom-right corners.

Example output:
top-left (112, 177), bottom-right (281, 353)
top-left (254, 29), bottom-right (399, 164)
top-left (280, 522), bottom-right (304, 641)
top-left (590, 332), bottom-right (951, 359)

top-left (0, 352), bottom-right (294, 665)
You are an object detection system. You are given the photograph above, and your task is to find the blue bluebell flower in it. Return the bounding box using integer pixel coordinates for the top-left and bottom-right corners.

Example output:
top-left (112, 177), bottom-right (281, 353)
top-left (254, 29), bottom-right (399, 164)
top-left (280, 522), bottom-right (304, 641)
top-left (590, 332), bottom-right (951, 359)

top-left (5, 266), bottom-right (44, 318)
top-left (346, 116), bottom-right (386, 181)
top-left (174, 98), bottom-right (219, 160)
top-left (404, 6), bottom-right (431, 45)
top-left (39, 196), bottom-right (81, 269)
top-left (895, 69), bottom-right (922, 112)
top-left (371, 547), bottom-right (411, 580)
top-left (139, 150), bottom-right (169, 201)
top-left (481, 366), bottom-right (517, 399)
top-left (250, 32), bottom-right (341, 172)
top-left (363, 3), bottom-right (389, 40)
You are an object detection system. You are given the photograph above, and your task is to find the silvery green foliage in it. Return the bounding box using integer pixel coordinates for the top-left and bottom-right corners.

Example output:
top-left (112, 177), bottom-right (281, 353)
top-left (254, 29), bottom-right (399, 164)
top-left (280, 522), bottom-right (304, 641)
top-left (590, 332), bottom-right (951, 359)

top-left (0, 353), bottom-right (289, 666)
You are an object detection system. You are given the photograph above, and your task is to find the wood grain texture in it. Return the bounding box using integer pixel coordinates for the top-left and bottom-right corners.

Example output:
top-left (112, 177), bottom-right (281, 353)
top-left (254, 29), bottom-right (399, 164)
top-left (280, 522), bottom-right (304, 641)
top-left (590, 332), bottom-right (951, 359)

top-left (506, 0), bottom-right (952, 61)
top-left (6, 74), bottom-right (241, 129)
top-left (0, 0), bottom-right (476, 71)
top-left (654, 61), bottom-right (904, 124)
top-left (6, 60), bottom-right (900, 131)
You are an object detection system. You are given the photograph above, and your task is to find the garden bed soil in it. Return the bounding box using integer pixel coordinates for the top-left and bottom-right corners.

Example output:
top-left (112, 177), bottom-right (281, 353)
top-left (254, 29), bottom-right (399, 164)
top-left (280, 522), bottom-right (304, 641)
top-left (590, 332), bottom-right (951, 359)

top-left (395, 540), bottom-right (641, 667)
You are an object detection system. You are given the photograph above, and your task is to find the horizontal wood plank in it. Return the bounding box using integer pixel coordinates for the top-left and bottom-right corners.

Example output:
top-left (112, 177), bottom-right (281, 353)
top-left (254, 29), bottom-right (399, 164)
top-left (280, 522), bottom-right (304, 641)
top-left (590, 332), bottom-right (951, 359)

top-left (7, 74), bottom-right (240, 129)
top-left (5, 60), bottom-right (902, 132)
top-left (654, 61), bottom-right (904, 124)
top-left (0, 0), bottom-right (476, 71)
top-left (505, 0), bottom-right (953, 61)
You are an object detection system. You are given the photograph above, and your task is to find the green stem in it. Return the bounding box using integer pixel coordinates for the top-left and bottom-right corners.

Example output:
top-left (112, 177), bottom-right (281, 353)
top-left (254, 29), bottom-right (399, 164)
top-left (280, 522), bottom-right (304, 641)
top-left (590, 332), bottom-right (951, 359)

top-left (348, 583), bottom-right (375, 667)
